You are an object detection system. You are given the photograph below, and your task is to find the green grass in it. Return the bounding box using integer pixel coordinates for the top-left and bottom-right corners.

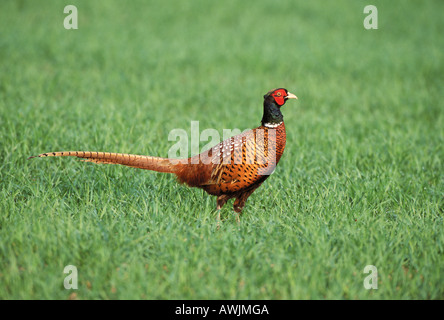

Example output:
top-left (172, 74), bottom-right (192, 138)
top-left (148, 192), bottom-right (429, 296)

top-left (0, 0), bottom-right (443, 299)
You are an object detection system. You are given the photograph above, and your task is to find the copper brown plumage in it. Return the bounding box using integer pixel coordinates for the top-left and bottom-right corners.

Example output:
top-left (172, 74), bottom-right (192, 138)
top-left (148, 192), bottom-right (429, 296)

top-left (29, 88), bottom-right (297, 219)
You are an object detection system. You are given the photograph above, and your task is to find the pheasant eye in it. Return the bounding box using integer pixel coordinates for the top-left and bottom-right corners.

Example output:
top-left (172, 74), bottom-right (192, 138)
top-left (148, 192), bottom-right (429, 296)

top-left (275, 92), bottom-right (281, 97)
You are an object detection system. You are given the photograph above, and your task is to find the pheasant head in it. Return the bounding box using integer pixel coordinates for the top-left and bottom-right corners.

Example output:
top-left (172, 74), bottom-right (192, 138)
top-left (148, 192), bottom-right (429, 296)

top-left (261, 88), bottom-right (297, 127)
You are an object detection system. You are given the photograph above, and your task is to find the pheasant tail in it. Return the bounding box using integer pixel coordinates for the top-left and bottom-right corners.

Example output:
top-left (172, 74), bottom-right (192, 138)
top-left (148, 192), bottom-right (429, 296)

top-left (28, 151), bottom-right (180, 173)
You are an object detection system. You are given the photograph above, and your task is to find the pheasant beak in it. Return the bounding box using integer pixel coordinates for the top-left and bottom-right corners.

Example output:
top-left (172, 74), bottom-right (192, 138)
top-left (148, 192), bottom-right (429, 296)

top-left (286, 92), bottom-right (298, 100)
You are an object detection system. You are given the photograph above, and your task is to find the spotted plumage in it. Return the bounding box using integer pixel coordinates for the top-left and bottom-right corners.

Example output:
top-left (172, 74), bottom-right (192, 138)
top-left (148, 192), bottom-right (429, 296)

top-left (29, 88), bottom-right (297, 219)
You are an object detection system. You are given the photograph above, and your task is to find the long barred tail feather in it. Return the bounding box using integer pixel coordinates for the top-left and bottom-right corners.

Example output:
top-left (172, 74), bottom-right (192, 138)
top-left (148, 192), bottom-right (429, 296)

top-left (28, 151), bottom-right (180, 174)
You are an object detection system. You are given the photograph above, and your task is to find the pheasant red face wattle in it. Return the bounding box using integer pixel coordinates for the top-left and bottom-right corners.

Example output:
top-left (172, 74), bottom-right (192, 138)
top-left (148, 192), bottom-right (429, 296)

top-left (270, 89), bottom-right (298, 106)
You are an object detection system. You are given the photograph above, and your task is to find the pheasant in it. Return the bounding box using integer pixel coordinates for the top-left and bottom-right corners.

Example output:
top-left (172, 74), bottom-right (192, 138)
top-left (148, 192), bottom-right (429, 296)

top-left (29, 88), bottom-right (297, 221)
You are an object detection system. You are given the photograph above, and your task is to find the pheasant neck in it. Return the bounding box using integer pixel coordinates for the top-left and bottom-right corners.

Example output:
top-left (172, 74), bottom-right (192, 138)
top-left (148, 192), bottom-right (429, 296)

top-left (261, 99), bottom-right (284, 127)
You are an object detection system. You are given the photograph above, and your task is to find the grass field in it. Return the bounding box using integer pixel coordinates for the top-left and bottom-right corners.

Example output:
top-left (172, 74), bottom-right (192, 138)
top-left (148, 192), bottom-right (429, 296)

top-left (0, 0), bottom-right (443, 299)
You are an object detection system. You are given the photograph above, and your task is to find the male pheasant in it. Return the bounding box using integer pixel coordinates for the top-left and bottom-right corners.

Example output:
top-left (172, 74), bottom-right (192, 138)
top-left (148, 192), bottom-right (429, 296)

top-left (29, 88), bottom-right (297, 220)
